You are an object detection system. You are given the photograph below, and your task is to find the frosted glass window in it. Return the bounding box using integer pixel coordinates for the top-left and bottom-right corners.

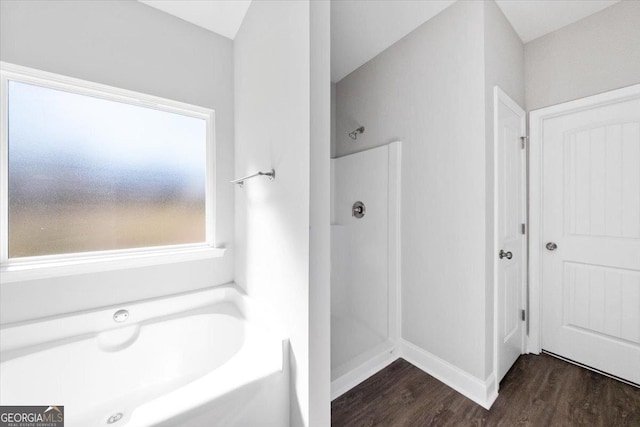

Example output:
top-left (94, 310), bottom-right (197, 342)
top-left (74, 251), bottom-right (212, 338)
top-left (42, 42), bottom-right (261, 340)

top-left (7, 81), bottom-right (208, 258)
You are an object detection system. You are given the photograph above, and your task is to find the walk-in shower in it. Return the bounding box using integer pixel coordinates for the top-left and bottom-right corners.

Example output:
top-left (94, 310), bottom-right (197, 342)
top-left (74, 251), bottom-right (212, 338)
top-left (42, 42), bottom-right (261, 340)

top-left (330, 141), bottom-right (401, 398)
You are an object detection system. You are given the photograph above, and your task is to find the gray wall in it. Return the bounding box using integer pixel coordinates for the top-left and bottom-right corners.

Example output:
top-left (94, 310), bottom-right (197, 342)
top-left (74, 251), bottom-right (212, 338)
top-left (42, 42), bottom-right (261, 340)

top-left (482, 0), bottom-right (525, 377)
top-left (0, 0), bottom-right (234, 323)
top-left (331, 83), bottom-right (337, 158)
top-left (334, 0), bottom-right (524, 382)
top-left (335, 0), bottom-right (489, 379)
top-left (525, 0), bottom-right (640, 111)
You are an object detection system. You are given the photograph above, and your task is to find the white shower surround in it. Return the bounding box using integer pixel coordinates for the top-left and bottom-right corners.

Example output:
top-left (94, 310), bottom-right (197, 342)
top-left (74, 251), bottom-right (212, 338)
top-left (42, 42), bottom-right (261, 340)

top-left (330, 141), bottom-right (402, 399)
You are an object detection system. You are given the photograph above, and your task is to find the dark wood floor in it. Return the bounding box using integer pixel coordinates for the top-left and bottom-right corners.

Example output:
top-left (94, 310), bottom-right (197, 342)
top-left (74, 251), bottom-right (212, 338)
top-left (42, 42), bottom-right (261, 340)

top-left (332, 354), bottom-right (640, 426)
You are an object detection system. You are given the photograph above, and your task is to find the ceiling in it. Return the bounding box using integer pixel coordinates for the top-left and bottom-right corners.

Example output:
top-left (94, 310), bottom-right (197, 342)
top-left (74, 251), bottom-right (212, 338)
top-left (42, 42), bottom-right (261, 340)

top-left (139, 0), bottom-right (251, 40)
top-left (331, 1), bottom-right (455, 83)
top-left (495, 0), bottom-right (619, 44)
top-left (138, 0), bottom-right (621, 82)
top-left (332, 0), bottom-right (619, 82)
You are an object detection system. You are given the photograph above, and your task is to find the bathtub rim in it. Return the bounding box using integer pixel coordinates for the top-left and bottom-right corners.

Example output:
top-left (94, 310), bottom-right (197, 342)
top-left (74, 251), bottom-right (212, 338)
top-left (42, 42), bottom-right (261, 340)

top-left (0, 283), bottom-right (278, 355)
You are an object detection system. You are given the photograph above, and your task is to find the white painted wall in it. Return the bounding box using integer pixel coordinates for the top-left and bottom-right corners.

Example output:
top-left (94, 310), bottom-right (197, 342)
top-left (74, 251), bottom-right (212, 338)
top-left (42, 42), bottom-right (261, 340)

top-left (234, 1), bottom-right (331, 425)
top-left (524, 0), bottom-right (640, 111)
top-left (0, 0), bottom-right (234, 324)
top-left (482, 0), bottom-right (525, 378)
top-left (335, 0), bottom-right (488, 379)
top-left (309, 0), bottom-right (331, 425)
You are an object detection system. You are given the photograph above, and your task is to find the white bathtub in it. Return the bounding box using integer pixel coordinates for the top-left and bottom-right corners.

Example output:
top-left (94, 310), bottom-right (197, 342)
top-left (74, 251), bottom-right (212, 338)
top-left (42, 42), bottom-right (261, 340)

top-left (0, 284), bottom-right (288, 427)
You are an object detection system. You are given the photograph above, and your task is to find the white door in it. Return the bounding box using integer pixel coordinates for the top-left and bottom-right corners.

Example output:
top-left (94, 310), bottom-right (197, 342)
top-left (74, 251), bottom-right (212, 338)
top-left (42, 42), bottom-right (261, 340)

top-left (495, 87), bottom-right (526, 382)
top-left (540, 90), bottom-right (640, 384)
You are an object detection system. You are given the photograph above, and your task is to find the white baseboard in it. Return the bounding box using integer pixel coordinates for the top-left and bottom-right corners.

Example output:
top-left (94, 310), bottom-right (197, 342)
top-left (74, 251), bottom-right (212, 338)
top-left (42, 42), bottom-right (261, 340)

top-left (330, 345), bottom-right (399, 400)
top-left (330, 339), bottom-right (499, 410)
top-left (399, 339), bottom-right (498, 409)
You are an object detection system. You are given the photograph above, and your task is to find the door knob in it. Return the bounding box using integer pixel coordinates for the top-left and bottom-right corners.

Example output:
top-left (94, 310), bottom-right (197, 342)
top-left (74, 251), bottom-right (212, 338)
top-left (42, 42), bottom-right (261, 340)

top-left (499, 250), bottom-right (512, 260)
top-left (546, 242), bottom-right (557, 251)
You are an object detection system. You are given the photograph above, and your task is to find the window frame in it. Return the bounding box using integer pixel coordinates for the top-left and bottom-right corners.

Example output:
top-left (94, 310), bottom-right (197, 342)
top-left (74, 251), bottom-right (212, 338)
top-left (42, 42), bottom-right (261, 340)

top-left (0, 62), bottom-right (224, 283)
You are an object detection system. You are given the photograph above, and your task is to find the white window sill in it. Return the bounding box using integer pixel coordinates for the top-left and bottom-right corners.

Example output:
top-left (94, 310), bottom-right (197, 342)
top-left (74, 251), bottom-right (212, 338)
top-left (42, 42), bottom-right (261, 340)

top-left (0, 246), bottom-right (226, 284)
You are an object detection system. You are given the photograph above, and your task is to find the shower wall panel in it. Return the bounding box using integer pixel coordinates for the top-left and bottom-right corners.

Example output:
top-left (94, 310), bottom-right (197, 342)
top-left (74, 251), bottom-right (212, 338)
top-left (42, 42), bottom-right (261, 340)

top-left (331, 144), bottom-right (394, 380)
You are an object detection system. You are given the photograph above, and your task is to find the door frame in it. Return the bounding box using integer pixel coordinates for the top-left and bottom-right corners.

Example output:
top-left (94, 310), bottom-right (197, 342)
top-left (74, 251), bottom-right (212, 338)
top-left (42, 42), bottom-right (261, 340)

top-left (527, 83), bottom-right (640, 354)
top-left (492, 86), bottom-right (527, 388)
